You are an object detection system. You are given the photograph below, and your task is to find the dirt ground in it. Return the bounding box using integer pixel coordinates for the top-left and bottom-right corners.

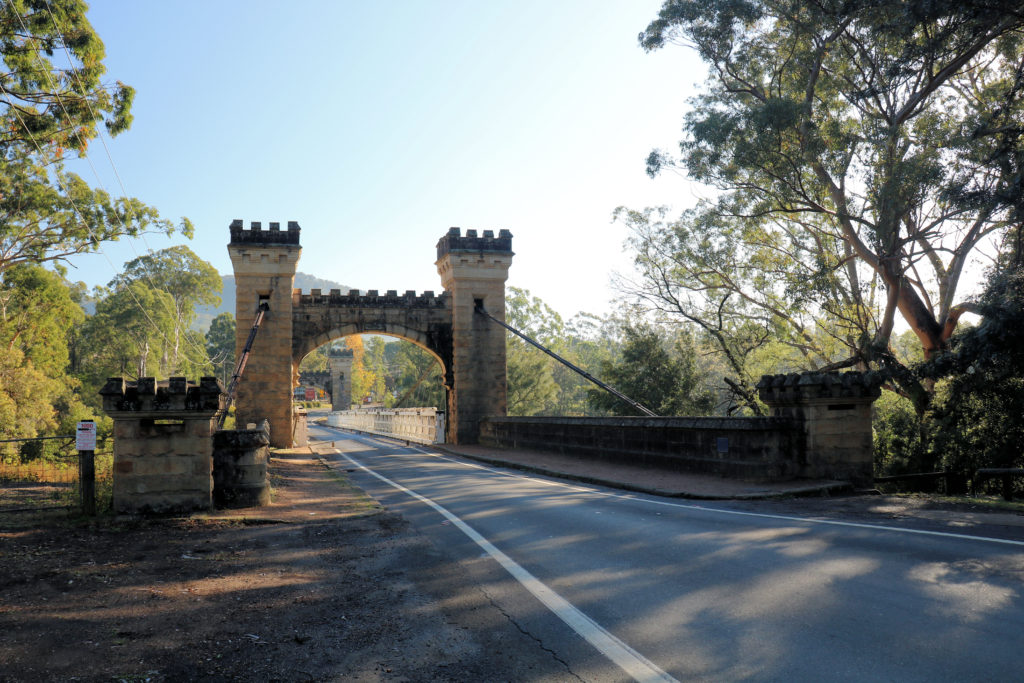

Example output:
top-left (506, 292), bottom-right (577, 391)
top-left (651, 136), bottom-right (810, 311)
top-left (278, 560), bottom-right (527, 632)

top-left (2, 446), bottom-right (1023, 682)
top-left (0, 451), bottom-right (574, 683)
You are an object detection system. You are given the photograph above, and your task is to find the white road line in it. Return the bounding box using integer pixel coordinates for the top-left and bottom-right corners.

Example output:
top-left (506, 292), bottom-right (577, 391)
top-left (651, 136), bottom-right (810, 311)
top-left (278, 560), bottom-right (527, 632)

top-left (313, 428), bottom-right (1024, 550)
top-left (337, 450), bottom-right (679, 683)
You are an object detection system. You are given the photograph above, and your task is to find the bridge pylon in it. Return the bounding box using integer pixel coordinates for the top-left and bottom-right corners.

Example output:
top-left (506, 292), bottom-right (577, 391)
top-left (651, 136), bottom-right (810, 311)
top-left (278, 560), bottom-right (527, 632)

top-left (227, 221), bottom-right (512, 446)
top-left (227, 220), bottom-right (301, 448)
top-left (328, 349), bottom-right (354, 411)
top-left (435, 228), bottom-right (514, 444)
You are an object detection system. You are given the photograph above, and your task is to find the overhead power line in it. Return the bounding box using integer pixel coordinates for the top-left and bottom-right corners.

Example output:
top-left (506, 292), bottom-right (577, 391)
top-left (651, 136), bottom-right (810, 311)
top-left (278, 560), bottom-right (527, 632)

top-left (39, 0), bottom-right (212, 365)
top-left (2, 0), bottom-right (212, 370)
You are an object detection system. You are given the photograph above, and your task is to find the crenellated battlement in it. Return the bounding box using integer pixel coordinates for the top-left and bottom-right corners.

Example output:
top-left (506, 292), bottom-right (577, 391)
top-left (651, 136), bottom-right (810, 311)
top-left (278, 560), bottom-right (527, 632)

top-left (756, 370), bottom-right (883, 405)
top-left (100, 376), bottom-right (226, 514)
top-left (229, 219), bottom-right (301, 246)
top-left (754, 370), bottom-right (881, 486)
top-left (436, 227), bottom-right (513, 259)
top-left (99, 376), bottom-right (225, 414)
top-left (293, 288), bottom-right (450, 309)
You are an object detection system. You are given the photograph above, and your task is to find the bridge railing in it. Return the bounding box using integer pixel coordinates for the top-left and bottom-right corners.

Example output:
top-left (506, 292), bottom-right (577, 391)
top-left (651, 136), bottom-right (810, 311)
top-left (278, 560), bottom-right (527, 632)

top-left (328, 407), bottom-right (444, 445)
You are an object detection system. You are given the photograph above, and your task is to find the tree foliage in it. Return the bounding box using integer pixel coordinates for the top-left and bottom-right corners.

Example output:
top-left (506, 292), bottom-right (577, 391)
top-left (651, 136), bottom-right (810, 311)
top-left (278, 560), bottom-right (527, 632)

top-left (0, 2), bottom-right (194, 453)
top-left (205, 312), bottom-right (235, 385)
top-left (587, 322), bottom-right (715, 417)
top-left (77, 281), bottom-right (176, 385)
top-left (0, 0), bottom-right (191, 274)
top-left (384, 341), bottom-right (444, 409)
top-left (337, 335), bottom-right (384, 405)
top-left (0, 262), bottom-right (82, 374)
top-left (111, 246), bottom-right (220, 372)
top-left (924, 247), bottom-right (1024, 477)
top-left (0, 263), bottom-right (86, 448)
top-left (505, 287), bottom-right (561, 416)
top-left (1, 0), bottom-right (133, 152)
top-left (630, 0), bottom-right (1024, 411)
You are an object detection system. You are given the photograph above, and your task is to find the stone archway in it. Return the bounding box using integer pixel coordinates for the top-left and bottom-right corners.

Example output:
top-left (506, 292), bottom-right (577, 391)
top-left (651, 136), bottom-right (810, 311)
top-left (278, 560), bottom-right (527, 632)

top-left (227, 221), bottom-right (513, 447)
top-left (302, 329), bottom-right (448, 413)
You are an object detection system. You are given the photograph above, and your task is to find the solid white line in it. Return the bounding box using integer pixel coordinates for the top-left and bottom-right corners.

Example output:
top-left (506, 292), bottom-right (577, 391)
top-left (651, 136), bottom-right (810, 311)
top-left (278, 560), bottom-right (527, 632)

top-left (337, 450), bottom-right (679, 683)
top-left (314, 428), bottom-right (1024, 549)
top-left (401, 445), bottom-right (1024, 549)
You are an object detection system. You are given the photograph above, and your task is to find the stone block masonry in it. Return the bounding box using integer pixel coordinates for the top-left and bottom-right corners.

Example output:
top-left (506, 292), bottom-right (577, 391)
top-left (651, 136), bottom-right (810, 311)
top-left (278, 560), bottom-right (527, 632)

top-left (480, 371), bottom-right (882, 486)
top-left (757, 370), bottom-right (882, 485)
top-left (213, 421), bottom-right (270, 508)
top-left (231, 220), bottom-right (514, 446)
top-left (228, 220), bottom-right (301, 448)
top-left (100, 377), bottom-right (226, 514)
top-left (329, 349), bottom-right (354, 411)
top-left (436, 228), bottom-right (514, 443)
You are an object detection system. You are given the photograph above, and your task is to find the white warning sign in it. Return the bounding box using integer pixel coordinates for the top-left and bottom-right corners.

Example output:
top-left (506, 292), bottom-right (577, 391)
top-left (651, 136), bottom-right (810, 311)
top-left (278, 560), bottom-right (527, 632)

top-left (76, 421), bottom-right (97, 451)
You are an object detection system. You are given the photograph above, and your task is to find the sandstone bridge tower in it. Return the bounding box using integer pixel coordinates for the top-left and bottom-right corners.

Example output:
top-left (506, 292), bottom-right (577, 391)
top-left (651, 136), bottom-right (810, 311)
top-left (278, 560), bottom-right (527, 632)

top-left (227, 220), bottom-right (513, 447)
top-left (227, 221), bottom-right (301, 446)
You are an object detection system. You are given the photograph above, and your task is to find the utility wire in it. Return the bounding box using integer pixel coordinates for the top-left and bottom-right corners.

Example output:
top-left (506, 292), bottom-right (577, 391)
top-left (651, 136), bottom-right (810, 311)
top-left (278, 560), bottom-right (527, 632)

top-left (39, 0), bottom-right (212, 365)
top-left (5, 0), bottom-right (211, 369)
top-left (0, 83), bottom-right (179, 367)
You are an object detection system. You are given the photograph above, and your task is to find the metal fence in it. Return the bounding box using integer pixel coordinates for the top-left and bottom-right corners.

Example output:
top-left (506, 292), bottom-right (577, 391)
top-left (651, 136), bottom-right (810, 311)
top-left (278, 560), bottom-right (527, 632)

top-left (0, 436), bottom-right (110, 514)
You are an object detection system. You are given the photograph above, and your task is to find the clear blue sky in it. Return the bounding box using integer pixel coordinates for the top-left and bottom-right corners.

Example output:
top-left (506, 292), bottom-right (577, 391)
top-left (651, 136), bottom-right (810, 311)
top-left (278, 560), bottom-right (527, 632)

top-left (63, 0), bottom-right (707, 321)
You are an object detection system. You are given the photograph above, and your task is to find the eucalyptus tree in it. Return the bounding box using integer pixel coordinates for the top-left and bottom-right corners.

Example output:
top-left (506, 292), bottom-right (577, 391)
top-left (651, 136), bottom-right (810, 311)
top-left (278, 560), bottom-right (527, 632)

top-left (0, 263), bottom-right (86, 448)
top-left (587, 322), bottom-right (716, 417)
top-left (505, 287), bottom-right (563, 416)
top-left (205, 312), bottom-right (236, 385)
top-left (628, 0), bottom-right (1024, 411)
top-left (81, 282), bottom-right (176, 383)
top-left (0, 0), bottom-right (190, 274)
top-left (112, 246), bottom-right (221, 373)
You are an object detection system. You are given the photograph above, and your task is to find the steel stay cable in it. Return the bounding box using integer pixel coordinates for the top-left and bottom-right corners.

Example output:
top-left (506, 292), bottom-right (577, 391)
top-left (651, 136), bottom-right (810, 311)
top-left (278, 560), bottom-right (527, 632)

top-left (474, 301), bottom-right (659, 417)
top-left (216, 301), bottom-right (268, 429)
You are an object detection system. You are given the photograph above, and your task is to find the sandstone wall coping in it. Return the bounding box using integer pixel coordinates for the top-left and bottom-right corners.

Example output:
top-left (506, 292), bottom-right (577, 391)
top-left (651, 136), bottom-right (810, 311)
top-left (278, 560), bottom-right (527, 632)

top-left (482, 415), bottom-right (798, 431)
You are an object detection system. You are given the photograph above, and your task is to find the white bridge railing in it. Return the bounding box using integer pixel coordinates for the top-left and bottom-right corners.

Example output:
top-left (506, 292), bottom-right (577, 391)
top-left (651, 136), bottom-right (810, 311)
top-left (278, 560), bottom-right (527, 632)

top-left (327, 407), bottom-right (444, 445)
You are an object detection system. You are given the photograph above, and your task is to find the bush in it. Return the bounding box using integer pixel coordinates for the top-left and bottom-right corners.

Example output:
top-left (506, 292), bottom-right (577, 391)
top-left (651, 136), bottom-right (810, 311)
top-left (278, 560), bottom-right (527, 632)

top-left (921, 263), bottom-right (1024, 495)
top-left (873, 392), bottom-right (936, 487)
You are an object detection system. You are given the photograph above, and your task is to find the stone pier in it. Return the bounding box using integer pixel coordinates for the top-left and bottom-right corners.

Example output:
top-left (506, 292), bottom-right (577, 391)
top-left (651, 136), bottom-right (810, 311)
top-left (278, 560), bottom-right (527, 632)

top-left (100, 377), bottom-right (226, 514)
top-left (227, 220), bottom-right (301, 448)
top-left (435, 228), bottom-right (513, 443)
top-left (329, 348), bottom-right (354, 411)
top-left (757, 371), bottom-right (882, 486)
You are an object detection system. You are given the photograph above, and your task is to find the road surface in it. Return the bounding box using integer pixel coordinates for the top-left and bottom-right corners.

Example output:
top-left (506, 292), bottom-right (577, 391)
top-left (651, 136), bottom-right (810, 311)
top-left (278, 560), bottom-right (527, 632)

top-left (311, 424), bottom-right (1024, 682)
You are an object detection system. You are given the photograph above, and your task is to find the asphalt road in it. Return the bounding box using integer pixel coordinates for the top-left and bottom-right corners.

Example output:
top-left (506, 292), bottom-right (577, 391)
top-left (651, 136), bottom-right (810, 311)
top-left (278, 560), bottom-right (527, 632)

top-left (311, 425), bottom-right (1024, 682)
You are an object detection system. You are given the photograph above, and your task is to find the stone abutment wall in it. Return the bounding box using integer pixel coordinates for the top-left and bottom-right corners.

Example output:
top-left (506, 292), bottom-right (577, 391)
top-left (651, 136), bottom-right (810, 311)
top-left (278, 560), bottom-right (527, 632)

top-left (480, 371), bottom-right (881, 486)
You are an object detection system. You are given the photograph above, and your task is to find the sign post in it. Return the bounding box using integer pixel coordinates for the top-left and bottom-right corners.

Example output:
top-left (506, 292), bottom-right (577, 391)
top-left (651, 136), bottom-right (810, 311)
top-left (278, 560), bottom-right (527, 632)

top-left (76, 420), bottom-right (96, 516)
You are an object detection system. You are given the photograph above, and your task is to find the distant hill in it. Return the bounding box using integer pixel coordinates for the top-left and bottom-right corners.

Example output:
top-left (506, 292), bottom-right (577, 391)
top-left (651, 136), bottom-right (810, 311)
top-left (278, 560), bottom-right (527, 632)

top-left (195, 272), bottom-right (353, 331)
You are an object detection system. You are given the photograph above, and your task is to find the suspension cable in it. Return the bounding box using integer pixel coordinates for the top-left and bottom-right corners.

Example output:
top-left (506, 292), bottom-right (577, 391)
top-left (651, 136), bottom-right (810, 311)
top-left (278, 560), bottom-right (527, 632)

top-left (474, 302), bottom-right (658, 417)
top-left (217, 302), bottom-right (269, 429)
